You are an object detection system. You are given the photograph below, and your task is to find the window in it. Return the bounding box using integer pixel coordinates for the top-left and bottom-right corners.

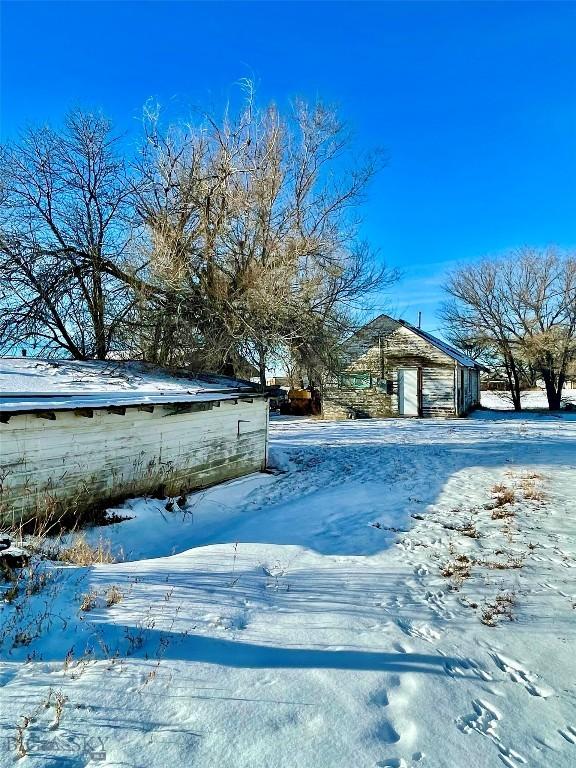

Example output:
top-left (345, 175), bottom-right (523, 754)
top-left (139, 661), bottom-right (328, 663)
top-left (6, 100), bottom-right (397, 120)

top-left (338, 371), bottom-right (371, 389)
top-left (376, 378), bottom-right (393, 394)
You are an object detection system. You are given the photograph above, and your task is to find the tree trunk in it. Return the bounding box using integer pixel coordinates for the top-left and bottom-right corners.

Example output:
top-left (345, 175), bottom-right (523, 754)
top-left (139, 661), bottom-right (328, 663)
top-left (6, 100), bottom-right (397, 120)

top-left (502, 351), bottom-right (522, 411)
top-left (92, 263), bottom-right (108, 360)
top-left (221, 354), bottom-right (236, 378)
top-left (541, 370), bottom-right (563, 410)
top-left (257, 345), bottom-right (267, 391)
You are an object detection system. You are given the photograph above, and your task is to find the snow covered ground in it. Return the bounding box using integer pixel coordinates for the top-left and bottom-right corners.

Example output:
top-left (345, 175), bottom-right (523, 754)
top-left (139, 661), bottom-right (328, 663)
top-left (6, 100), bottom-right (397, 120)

top-left (1, 407), bottom-right (575, 767)
top-left (481, 389), bottom-right (576, 410)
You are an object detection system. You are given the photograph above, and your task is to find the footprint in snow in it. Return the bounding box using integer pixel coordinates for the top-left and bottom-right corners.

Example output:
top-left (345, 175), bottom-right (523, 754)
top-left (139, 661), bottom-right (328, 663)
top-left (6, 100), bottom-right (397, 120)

top-left (457, 699), bottom-right (527, 766)
top-left (489, 652), bottom-right (553, 698)
top-left (443, 656), bottom-right (492, 681)
top-left (374, 719), bottom-right (401, 744)
top-left (456, 698), bottom-right (500, 738)
top-left (396, 617), bottom-right (441, 642)
top-left (422, 589), bottom-right (455, 620)
top-left (558, 726), bottom-right (576, 744)
top-left (389, 594), bottom-right (406, 609)
top-left (376, 752), bottom-right (424, 767)
top-left (392, 641), bottom-right (411, 654)
top-left (369, 687), bottom-right (390, 707)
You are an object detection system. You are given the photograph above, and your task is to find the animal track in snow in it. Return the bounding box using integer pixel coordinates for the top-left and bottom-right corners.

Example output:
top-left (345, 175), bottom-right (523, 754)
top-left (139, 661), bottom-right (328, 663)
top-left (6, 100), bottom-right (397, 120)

top-left (369, 687), bottom-right (390, 707)
top-left (370, 670), bottom-right (421, 767)
top-left (457, 699), bottom-right (526, 767)
top-left (374, 719), bottom-right (401, 744)
top-left (421, 588), bottom-right (455, 620)
top-left (558, 725), bottom-right (576, 744)
top-left (396, 617), bottom-right (441, 642)
top-left (457, 698), bottom-right (500, 738)
top-left (392, 641), bottom-right (411, 654)
top-left (442, 655), bottom-right (492, 681)
top-left (489, 652), bottom-right (553, 698)
top-left (375, 751), bottom-right (424, 768)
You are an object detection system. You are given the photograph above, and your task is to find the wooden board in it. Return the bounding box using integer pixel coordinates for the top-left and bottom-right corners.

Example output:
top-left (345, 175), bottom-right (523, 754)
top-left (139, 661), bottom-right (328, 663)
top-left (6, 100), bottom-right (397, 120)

top-left (0, 399), bottom-right (268, 523)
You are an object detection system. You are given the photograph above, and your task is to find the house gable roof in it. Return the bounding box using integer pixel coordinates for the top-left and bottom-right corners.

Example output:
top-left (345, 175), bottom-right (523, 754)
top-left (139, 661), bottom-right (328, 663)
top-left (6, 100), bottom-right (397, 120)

top-left (353, 314), bottom-right (483, 369)
top-left (401, 323), bottom-right (482, 369)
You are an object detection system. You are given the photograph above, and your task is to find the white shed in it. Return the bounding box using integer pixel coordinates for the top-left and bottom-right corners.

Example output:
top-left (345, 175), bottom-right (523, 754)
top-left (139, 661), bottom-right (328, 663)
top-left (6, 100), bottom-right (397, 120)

top-left (0, 359), bottom-right (268, 525)
top-left (322, 315), bottom-right (485, 419)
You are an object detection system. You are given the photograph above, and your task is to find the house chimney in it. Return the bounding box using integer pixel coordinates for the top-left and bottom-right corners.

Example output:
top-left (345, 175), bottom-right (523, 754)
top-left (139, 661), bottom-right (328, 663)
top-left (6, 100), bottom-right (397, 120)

top-left (418, 311), bottom-right (422, 329)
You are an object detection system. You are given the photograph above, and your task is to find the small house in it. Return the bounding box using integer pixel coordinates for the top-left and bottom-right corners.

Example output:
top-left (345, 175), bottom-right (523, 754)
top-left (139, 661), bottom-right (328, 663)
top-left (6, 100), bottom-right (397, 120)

top-left (0, 359), bottom-right (268, 525)
top-left (322, 315), bottom-right (483, 419)
top-left (564, 362), bottom-right (576, 390)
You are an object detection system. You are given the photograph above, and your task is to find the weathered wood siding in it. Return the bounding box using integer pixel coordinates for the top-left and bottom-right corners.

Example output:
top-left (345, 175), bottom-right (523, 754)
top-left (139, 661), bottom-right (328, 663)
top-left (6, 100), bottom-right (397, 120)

top-left (421, 366), bottom-right (456, 417)
top-left (322, 317), bottom-right (463, 419)
top-left (0, 399), bottom-right (268, 524)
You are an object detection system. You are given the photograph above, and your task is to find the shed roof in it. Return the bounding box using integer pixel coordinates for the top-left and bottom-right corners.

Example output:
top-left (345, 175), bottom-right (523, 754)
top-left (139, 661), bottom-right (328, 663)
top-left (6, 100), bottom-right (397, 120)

top-left (355, 315), bottom-right (484, 369)
top-left (400, 322), bottom-right (483, 369)
top-left (0, 358), bottom-right (260, 414)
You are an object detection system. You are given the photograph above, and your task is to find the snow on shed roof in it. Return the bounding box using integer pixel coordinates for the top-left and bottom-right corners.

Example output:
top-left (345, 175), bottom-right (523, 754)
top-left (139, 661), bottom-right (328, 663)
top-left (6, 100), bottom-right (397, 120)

top-left (0, 358), bottom-right (259, 413)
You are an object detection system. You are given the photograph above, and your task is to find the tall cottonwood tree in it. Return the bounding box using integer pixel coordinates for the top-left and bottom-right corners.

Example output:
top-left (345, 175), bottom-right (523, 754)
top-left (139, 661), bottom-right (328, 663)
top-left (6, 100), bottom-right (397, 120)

top-left (442, 248), bottom-right (576, 410)
top-left (134, 93), bottom-right (396, 384)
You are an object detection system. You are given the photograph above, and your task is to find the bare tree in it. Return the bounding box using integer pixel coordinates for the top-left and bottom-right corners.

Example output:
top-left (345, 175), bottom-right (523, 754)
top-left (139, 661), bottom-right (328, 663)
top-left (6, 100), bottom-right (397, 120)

top-left (0, 111), bottom-right (138, 359)
top-left (442, 247), bottom-right (576, 410)
top-left (134, 91), bottom-right (397, 385)
top-left (0, 91), bottom-right (397, 379)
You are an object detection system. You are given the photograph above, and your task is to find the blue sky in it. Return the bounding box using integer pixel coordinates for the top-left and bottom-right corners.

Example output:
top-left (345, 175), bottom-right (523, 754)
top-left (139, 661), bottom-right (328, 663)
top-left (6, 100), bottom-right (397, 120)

top-left (1, 1), bottom-right (575, 332)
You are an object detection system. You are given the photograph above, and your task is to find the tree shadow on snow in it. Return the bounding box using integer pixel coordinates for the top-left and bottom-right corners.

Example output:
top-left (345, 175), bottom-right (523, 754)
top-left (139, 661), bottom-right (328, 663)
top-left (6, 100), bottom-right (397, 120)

top-left (83, 623), bottom-right (475, 678)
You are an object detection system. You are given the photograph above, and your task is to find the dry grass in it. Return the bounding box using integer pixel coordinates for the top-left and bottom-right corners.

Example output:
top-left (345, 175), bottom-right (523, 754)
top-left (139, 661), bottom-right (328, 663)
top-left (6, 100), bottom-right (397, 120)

top-left (490, 485), bottom-right (516, 507)
top-left (521, 479), bottom-right (546, 501)
top-left (58, 535), bottom-right (114, 566)
top-left (521, 471), bottom-right (543, 481)
top-left (53, 690), bottom-right (68, 728)
top-left (13, 631), bottom-right (33, 647)
top-left (106, 585), bottom-right (123, 607)
top-left (3, 581), bottom-right (19, 603)
top-left (478, 554), bottom-right (525, 570)
top-left (491, 506), bottom-right (516, 520)
top-left (443, 520), bottom-right (480, 537)
top-left (441, 553), bottom-right (474, 583)
top-left (458, 521), bottom-right (480, 538)
top-left (80, 591), bottom-right (97, 612)
top-left (15, 716), bottom-right (29, 759)
top-left (481, 592), bottom-right (515, 626)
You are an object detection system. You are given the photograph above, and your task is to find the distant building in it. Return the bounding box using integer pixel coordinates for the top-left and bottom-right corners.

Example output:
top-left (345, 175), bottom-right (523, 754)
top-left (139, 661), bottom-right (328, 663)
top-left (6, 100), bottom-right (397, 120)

top-left (565, 363), bottom-right (576, 390)
top-left (322, 315), bottom-right (484, 419)
top-left (266, 376), bottom-right (290, 388)
top-left (0, 359), bottom-right (268, 524)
